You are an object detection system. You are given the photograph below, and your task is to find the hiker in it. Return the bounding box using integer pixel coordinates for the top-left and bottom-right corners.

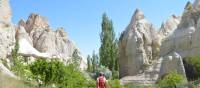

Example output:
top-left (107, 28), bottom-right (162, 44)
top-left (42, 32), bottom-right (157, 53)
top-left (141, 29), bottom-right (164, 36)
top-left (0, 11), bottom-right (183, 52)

top-left (96, 72), bottom-right (108, 88)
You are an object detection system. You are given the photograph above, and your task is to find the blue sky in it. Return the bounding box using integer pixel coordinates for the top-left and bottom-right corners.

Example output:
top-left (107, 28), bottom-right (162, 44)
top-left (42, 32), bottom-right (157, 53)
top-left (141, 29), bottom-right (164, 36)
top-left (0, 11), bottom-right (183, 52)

top-left (10, 0), bottom-right (193, 57)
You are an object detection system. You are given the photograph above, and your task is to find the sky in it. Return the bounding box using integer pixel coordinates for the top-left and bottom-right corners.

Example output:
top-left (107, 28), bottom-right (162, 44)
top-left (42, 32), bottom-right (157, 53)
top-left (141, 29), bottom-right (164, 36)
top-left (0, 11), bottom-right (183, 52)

top-left (10, 0), bottom-right (194, 57)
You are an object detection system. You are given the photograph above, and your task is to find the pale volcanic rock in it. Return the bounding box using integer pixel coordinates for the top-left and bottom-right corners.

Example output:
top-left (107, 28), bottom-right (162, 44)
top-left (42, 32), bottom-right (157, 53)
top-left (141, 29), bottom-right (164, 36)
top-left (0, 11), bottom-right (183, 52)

top-left (119, 9), bottom-right (161, 78)
top-left (0, 0), bottom-right (12, 23)
top-left (159, 15), bottom-right (180, 38)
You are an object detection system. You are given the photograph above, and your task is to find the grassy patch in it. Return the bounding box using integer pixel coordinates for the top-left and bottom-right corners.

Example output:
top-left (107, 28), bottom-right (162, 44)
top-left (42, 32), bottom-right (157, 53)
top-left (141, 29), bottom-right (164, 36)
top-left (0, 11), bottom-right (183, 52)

top-left (0, 73), bottom-right (33, 88)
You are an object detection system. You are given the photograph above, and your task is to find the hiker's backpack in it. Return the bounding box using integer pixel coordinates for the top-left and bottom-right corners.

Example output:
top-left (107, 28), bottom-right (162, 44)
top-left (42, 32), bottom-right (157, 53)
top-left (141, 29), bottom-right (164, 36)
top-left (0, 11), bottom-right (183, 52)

top-left (99, 76), bottom-right (105, 88)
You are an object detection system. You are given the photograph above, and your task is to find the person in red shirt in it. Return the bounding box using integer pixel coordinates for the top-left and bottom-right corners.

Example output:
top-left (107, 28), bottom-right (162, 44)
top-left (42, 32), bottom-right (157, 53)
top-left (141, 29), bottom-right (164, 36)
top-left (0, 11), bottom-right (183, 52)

top-left (96, 72), bottom-right (108, 88)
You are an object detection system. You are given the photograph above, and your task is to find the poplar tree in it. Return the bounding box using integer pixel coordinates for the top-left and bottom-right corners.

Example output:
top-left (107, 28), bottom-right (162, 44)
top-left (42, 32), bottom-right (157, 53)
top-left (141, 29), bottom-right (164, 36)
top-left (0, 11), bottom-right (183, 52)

top-left (99, 13), bottom-right (118, 71)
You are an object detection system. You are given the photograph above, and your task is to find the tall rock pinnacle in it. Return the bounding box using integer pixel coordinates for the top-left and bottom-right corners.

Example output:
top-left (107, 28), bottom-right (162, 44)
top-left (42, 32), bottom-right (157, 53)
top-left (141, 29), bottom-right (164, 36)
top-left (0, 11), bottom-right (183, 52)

top-left (133, 9), bottom-right (144, 20)
top-left (129, 9), bottom-right (145, 25)
top-left (0, 0), bottom-right (12, 23)
top-left (119, 9), bottom-right (161, 78)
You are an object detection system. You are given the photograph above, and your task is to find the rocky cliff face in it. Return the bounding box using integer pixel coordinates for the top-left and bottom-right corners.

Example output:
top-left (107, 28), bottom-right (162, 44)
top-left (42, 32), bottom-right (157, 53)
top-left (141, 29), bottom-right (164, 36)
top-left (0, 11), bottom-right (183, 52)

top-left (18, 14), bottom-right (79, 62)
top-left (119, 9), bottom-right (161, 78)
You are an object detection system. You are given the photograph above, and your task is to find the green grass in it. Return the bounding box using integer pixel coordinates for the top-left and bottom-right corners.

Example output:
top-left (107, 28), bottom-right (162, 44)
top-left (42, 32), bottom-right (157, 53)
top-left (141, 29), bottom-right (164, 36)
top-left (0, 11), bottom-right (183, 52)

top-left (0, 73), bottom-right (33, 88)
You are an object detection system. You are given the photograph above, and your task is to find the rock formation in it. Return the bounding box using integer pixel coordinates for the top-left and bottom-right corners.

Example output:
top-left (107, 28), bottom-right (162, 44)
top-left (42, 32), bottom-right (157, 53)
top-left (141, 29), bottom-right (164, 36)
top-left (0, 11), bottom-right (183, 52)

top-left (160, 1), bottom-right (200, 58)
top-left (119, 9), bottom-right (161, 78)
top-left (17, 26), bottom-right (50, 58)
top-left (159, 15), bottom-right (180, 38)
top-left (18, 14), bottom-right (79, 62)
top-left (159, 52), bottom-right (186, 78)
top-left (16, 14), bottom-right (87, 69)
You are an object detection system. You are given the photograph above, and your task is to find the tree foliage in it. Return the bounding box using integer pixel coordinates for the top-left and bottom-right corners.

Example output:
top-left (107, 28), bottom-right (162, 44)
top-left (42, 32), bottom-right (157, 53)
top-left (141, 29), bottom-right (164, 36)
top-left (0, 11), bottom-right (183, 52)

top-left (71, 49), bottom-right (81, 66)
top-left (108, 79), bottom-right (123, 88)
top-left (87, 51), bottom-right (99, 72)
top-left (91, 51), bottom-right (99, 72)
top-left (99, 13), bottom-right (119, 71)
top-left (29, 58), bottom-right (94, 88)
top-left (11, 40), bottom-right (27, 76)
top-left (11, 39), bottom-right (19, 66)
top-left (87, 55), bottom-right (92, 72)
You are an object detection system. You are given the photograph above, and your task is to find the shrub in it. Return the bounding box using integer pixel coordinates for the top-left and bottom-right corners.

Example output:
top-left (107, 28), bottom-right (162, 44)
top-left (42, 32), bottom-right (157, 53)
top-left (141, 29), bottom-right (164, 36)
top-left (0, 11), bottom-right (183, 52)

top-left (11, 56), bottom-right (27, 76)
top-left (157, 71), bottom-right (186, 88)
top-left (11, 39), bottom-right (27, 76)
top-left (112, 70), bottom-right (119, 79)
top-left (30, 58), bottom-right (95, 88)
top-left (59, 63), bottom-right (90, 88)
top-left (30, 59), bottom-right (65, 86)
top-left (86, 79), bottom-right (96, 88)
top-left (108, 79), bottom-right (123, 88)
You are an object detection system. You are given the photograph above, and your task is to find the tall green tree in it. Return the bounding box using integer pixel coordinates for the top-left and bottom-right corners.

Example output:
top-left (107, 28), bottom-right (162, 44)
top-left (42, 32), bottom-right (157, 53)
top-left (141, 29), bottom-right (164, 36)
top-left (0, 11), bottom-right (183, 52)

top-left (71, 49), bottom-right (81, 67)
top-left (12, 39), bottom-right (19, 66)
top-left (87, 55), bottom-right (92, 72)
top-left (99, 13), bottom-right (118, 71)
top-left (92, 51), bottom-right (99, 72)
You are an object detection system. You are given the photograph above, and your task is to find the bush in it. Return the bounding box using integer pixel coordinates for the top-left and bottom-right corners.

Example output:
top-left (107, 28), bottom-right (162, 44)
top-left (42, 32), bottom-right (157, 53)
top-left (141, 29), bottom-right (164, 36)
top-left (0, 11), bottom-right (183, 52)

top-left (30, 58), bottom-right (96, 88)
top-left (108, 79), bottom-right (123, 88)
top-left (59, 64), bottom-right (91, 88)
top-left (112, 70), bottom-right (119, 79)
top-left (86, 79), bottom-right (96, 88)
top-left (11, 40), bottom-right (23, 75)
top-left (157, 71), bottom-right (186, 88)
top-left (11, 56), bottom-right (28, 76)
